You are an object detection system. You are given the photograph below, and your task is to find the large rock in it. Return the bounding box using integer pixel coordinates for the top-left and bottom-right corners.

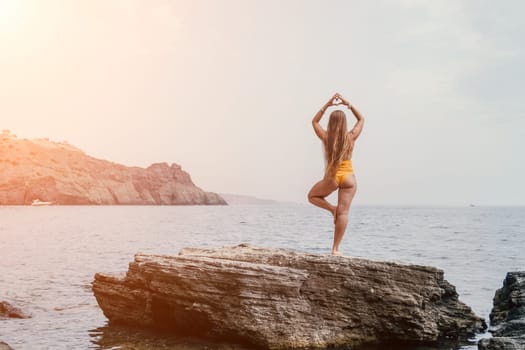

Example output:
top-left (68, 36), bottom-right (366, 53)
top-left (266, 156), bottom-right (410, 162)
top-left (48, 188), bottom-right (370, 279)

top-left (478, 271), bottom-right (525, 350)
top-left (0, 130), bottom-right (226, 205)
top-left (92, 244), bottom-right (486, 349)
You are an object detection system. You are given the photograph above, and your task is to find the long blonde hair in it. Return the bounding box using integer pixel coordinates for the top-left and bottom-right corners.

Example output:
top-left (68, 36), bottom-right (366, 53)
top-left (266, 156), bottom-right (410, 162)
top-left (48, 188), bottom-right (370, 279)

top-left (324, 110), bottom-right (353, 178)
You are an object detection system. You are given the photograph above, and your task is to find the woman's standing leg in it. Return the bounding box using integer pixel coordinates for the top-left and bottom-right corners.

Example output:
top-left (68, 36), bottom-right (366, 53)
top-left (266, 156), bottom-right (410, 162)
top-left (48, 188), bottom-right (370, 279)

top-left (332, 174), bottom-right (357, 255)
top-left (307, 177), bottom-right (339, 219)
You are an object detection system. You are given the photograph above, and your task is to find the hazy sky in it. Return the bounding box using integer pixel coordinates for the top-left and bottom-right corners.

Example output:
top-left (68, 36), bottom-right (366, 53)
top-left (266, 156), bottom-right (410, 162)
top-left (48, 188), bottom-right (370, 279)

top-left (1, 0), bottom-right (524, 205)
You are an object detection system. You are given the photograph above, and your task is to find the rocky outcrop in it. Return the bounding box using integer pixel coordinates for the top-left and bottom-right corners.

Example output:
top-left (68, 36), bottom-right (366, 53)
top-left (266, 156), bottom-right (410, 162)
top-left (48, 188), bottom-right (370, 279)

top-left (0, 301), bottom-right (31, 319)
top-left (0, 130), bottom-right (226, 205)
top-left (478, 271), bottom-right (525, 350)
top-left (92, 244), bottom-right (486, 349)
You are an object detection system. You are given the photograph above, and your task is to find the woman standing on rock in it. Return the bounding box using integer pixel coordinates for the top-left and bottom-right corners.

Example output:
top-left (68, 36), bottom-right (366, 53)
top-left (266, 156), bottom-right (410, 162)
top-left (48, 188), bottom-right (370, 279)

top-left (308, 93), bottom-right (364, 256)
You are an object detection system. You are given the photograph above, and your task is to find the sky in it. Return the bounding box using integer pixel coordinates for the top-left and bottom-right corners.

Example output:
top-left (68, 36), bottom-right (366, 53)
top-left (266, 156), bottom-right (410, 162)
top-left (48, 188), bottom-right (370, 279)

top-left (1, 0), bottom-right (524, 206)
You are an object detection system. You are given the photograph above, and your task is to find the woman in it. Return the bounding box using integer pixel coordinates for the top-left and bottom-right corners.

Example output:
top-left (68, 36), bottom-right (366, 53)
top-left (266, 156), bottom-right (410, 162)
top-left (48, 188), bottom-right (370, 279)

top-left (307, 92), bottom-right (364, 256)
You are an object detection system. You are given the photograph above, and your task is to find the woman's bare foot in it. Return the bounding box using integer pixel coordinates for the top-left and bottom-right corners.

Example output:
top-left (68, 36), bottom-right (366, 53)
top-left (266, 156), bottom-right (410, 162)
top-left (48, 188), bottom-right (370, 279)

top-left (331, 250), bottom-right (342, 256)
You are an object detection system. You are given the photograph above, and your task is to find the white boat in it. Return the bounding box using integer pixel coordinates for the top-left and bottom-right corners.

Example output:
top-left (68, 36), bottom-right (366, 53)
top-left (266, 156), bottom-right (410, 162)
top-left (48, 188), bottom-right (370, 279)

top-left (31, 199), bottom-right (52, 206)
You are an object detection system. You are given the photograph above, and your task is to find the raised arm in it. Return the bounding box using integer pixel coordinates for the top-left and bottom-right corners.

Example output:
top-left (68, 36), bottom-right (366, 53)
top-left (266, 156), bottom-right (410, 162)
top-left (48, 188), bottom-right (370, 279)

top-left (312, 93), bottom-right (338, 141)
top-left (337, 93), bottom-right (364, 141)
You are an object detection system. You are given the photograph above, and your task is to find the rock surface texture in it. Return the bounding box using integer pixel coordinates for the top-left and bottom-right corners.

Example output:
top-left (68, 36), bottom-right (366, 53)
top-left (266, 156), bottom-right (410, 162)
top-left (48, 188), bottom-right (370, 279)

top-left (478, 271), bottom-right (525, 350)
top-left (0, 130), bottom-right (226, 205)
top-left (93, 244), bottom-right (486, 349)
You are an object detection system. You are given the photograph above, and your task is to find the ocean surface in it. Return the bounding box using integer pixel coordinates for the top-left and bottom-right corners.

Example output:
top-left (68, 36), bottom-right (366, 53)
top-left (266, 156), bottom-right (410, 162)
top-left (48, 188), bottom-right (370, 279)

top-left (0, 204), bottom-right (523, 350)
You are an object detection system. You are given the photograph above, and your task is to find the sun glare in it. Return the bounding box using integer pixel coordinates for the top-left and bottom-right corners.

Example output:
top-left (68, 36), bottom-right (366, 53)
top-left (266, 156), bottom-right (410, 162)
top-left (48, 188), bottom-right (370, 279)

top-left (0, 0), bottom-right (25, 32)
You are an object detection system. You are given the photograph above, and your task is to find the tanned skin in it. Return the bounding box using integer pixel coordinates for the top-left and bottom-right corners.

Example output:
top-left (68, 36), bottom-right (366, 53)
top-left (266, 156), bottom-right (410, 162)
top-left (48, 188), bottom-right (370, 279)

top-left (308, 92), bottom-right (364, 255)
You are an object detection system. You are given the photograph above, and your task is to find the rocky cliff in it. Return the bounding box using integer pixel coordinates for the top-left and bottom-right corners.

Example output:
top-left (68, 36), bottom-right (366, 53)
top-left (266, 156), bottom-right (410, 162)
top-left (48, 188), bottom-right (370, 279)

top-left (92, 244), bottom-right (486, 349)
top-left (0, 130), bottom-right (226, 205)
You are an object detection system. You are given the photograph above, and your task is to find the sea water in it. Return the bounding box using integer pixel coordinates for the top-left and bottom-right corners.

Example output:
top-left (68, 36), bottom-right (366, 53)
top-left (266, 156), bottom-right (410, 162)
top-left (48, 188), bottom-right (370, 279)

top-left (0, 204), bottom-right (523, 349)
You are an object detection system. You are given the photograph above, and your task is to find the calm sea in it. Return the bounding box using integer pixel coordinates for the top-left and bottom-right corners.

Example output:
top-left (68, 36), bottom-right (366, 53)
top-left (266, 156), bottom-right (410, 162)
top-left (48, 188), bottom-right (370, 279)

top-left (0, 204), bottom-right (523, 350)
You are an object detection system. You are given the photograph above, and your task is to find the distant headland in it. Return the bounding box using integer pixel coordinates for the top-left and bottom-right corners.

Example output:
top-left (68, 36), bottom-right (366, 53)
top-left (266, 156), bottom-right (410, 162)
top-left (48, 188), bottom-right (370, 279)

top-left (0, 130), bottom-right (226, 205)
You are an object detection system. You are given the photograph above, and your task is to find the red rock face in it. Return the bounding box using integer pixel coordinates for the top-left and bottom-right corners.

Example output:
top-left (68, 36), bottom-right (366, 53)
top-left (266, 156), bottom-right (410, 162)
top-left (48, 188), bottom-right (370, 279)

top-left (0, 133), bottom-right (226, 205)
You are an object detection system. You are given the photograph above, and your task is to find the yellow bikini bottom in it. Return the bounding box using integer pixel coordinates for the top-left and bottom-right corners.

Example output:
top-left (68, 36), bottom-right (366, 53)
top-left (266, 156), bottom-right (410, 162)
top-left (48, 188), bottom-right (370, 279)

top-left (335, 159), bottom-right (353, 185)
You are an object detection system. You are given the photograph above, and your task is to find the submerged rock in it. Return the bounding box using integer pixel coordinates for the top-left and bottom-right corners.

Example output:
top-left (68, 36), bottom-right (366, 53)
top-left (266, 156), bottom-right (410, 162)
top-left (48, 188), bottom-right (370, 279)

top-left (478, 271), bottom-right (525, 350)
top-left (90, 324), bottom-right (251, 350)
top-left (0, 341), bottom-right (13, 350)
top-left (0, 301), bottom-right (31, 319)
top-left (93, 244), bottom-right (486, 349)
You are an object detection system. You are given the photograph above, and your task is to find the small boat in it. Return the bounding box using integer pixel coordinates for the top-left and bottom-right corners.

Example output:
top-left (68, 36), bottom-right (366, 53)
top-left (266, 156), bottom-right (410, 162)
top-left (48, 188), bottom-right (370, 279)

top-left (31, 199), bottom-right (52, 206)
